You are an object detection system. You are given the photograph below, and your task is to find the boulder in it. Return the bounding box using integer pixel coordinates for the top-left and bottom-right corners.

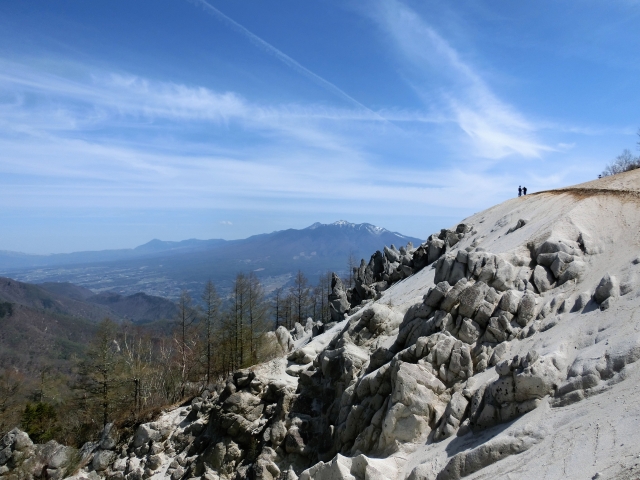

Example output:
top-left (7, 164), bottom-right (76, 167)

top-left (448, 261), bottom-right (467, 286)
top-left (275, 326), bottom-right (294, 353)
top-left (412, 243), bottom-right (429, 271)
top-left (594, 273), bottom-right (619, 304)
top-left (329, 273), bottom-right (350, 322)
top-left (424, 282), bottom-right (452, 308)
top-left (536, 239), bottom-right (577, 257)
top-left (549, 252), bottom-right (574, 278)
top-left (448, 342), bottom-right (473, 379)
top-left (44, 441), bottom-right (74, 469)
top-left (254, 458), bottom-right (281, 480)
top-left (299, 454), bottom-right (355, 480)
top-left (434, 392), bottom-right (469, 441)
top-left (378, 362), bottom-right (446, 448)
top-left (498, 290), bottom-right (522, 315)
top-left (404, 302), bottom-right (434, 322)
top-left (458, 282), bottom-right (489, 318)
top-left (362, 303), bottom-right (403, 335)
top-left (371, 251), bottom-right (388, 282)
top-left (434, 255), bottom-right (457, 284)
top-left (444, 230), bottom-right (460, 248)
top-left (293, 322), bottom-right (305, 340)
top-left (133, 424), bottom-right (162, 448)
top-left (473, 301), bottom-right (495, 327)
top-left (98, 423), bottom-right (117, 450)
top-left (484, 313), bottom-right (513, 343)
top-left (285, 427), bottom-right (306, 455)
top-left (0, 447), bottom-right (10, 466)
top-left (353, 259), bottom-right (376, 302)
top-left (384, 245), bottom-right (401, 263)
top-left (428, 238), bottom-right (446, 265)
top-left (458, 318), bottom-right (482, 345)
top-left (477, 254), bottom-right (498, 284)
top-left (533, 265), bottom-right (555, 293)
top-left (13, 430), bottom-right (33, 452)
top-left (222, 391), bottom-right (261, 415)
top-left (558, 260), bottom-right (586, 285)
top-left (440, 278), bottom-right (469, 312)
top-left (507, 218), bottom-right (528, 234)
top-left (92, 450), bottom-right (116, 471)
top-left (289, 345), bottom-right (316, 365)
top-left (536, 253), bottom-right (557, 267)
top-left (516, 291), bottom-right (536, 327)
top-left (514, 357), bottom-right (562, 402)
top-left (491, 258), bottom-right (517, 291)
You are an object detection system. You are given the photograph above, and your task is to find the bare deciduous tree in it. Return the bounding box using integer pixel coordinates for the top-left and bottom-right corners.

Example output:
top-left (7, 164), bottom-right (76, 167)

top-left (346, 251), bottom-right (357, 289)
top-left (201, 280), bottom-right (221, 387)
top-left (272, 287), bottom-right (284, 329)
top-left (246, 273), bottom-right (268, 364)
top-left (291, 270), bottom-right (310, 325)
top-left (602, 149), bottom-right (640, 177)
top-left (174, 291), bottom-right (198, 398)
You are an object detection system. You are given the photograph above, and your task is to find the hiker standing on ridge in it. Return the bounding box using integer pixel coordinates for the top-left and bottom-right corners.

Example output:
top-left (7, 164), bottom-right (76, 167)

top-left (523, 187), bottom-right (528, 195)
top-left (518, 186), bottom-right (522, 197)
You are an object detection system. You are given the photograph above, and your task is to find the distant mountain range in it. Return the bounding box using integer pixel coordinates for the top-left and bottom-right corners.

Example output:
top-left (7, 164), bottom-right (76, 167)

top-left (0, 238), bottom-right (229, 270)
top-left (0, 221), bottom-right (423, 299)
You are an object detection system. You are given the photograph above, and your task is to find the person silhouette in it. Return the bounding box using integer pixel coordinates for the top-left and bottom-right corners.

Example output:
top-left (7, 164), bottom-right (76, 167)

top-left (518, 186), bottom-right (522, 197)
top-left (523, 187), bottom-right (527, 195)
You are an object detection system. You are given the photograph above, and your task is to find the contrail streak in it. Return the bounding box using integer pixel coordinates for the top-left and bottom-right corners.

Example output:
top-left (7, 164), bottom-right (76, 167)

top-left (187, 0), bottom-right (379, 116)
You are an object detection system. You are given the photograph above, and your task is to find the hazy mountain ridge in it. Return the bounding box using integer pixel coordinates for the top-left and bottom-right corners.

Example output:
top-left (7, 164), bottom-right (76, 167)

top-left (1, 221), bottom-right (422, 299)
top-left (0, 278), bottom-right (103, 376)
top-left (0, 238), bottom-right (230, 271)
top-left (0, 278), bottom-right (177, 325)
top-left (0, 276), bottom-right (178, 380)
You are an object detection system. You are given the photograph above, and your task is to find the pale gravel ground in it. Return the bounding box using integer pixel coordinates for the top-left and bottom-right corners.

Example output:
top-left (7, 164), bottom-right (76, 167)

top-left (361, 170), bottom-right (640, 479)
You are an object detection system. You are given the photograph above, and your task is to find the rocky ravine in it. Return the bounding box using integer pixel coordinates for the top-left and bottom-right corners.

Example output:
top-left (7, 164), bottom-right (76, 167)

top-left (4, 170), bottom-right (640, 480)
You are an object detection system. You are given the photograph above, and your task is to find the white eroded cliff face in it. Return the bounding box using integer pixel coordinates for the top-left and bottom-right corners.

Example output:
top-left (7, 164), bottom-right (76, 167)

top-left (4, 170), bottom-right (640, 480)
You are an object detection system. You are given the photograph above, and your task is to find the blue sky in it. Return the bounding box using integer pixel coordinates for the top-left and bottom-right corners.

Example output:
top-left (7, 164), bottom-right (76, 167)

top-left (1, 0), bottom-right (638, 254)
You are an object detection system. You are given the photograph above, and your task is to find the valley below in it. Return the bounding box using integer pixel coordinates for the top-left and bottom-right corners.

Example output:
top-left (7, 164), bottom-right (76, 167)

top-left (0, 222), bottom-right (421, 299)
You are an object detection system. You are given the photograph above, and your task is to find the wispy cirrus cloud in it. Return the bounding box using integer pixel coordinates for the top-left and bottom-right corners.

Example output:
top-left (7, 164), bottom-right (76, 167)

top-left (0, 56), bottom-right (585, 237)
top-left (187, 0), bottom-right (376, 115)
top-left (369, 0), bottom-right (553, 159)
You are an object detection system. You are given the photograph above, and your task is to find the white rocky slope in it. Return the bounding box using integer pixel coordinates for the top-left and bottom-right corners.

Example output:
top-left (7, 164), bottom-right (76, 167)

top-left (3, 171), bottom-right (640, 480)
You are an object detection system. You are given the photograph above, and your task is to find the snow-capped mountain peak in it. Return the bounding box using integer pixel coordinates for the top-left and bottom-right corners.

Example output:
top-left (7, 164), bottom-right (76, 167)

top-left (305, 220), bottom-right (391, 236)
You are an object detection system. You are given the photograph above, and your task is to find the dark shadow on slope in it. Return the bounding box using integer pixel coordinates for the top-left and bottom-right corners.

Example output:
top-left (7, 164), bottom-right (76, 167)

top-left (442, 418), bottom-right (517, 457)
top-left (581, 299), bottom-right (600, 314)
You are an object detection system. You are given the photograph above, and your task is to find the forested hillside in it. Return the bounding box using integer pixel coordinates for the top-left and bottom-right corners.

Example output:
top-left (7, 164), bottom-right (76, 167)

top-left (0, 265), bottom-right (344, 446)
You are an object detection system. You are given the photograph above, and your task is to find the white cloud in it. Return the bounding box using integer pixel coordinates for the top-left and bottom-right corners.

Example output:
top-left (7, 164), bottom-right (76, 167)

top-left (188, 0), bottom-right (375, 114)
top-left (0, 57), bottom-right (586, 223)
top-left (369, 0), bottom-right (553, 159)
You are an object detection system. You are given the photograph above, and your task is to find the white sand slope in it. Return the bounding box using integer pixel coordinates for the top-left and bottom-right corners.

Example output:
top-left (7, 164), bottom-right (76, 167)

top-left (365, 169), bottom-right (640, 480)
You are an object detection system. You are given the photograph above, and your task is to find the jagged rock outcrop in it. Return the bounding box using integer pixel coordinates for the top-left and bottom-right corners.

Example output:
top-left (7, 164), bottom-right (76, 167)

top-left (5, 172), bottom-right (640, 480)
top-left (329, 274), bottom-right (350, 322)
top-left (347, 226), bottom-right (473, 311)
top-left (0, 429), bottom-right (78, 480)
